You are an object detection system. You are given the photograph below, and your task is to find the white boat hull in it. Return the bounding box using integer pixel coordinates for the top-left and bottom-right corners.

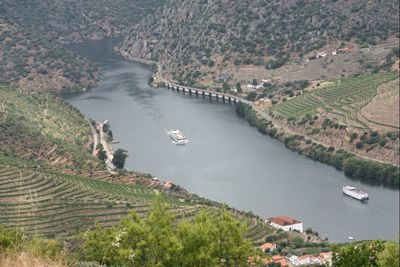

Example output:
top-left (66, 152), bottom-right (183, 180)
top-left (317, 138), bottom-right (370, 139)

top-left (168, 129), bottom-right (189, 145)
top-left (343, 186), bottom-right (369, 202)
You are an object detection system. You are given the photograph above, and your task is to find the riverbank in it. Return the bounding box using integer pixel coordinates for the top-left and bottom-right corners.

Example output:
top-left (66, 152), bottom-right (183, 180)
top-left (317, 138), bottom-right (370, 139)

top-left (116, 50), bottom-right (399, 189)
top-left (235, 102), bottom-right (399, 188)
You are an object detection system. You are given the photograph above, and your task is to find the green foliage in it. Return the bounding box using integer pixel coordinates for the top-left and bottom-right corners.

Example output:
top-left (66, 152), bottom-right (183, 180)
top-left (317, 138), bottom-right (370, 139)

top-left (246, 91), bottom-right (258, 101)
top-left (236, 82), bottom-right (242, 93)
top-left (0, 225), bottom-right (23, 251)
top-left (112, 149), bottom-right (129, 169)
top-left (235, 102), bottom-right (275, 137)
top-left (332, 241), bottom-right (384, 267)
top-left (343, 157), bottom-right (400, 187)
top-left (80, 198), bottom-right (255, 266)
top-left (97, 149), bottom-right (107, 161)
top-left (377, 240), bottom-right (400, 267)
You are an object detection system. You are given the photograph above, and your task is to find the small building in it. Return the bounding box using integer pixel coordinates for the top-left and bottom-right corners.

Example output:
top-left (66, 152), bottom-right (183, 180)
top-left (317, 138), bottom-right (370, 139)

top-left (257, 242), bottom-right (277, 252)
top-left (218, 74), bottom-right (231, 82)
top-left (272, 255), bottom-right (288, 267)
top-left (267, 215), bottom-right (303, 232)
top-left (317, 52), bottom-right (327, 58)
top-left (163, 181), bottom-right (173, 189)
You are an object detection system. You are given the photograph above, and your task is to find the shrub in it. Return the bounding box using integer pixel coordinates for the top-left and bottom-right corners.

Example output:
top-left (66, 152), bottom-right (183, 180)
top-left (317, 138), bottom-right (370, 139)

top-left (0, 225), bottom-right (23, 251)
top-left (355, 142), bottom-right (364, 149)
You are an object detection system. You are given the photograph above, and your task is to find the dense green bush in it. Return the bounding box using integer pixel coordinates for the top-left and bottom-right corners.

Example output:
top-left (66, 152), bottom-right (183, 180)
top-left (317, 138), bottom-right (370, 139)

top-left (79, 198), bottom-right (255, 266)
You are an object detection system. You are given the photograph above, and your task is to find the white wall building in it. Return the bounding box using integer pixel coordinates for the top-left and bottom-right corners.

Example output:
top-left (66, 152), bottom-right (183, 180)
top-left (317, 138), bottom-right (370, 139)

top-left (267, 215), bottom-right (303, 232)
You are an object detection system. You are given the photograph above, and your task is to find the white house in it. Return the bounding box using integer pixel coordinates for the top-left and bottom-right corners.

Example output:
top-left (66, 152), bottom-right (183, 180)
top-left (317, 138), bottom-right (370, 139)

top-left (267, 215), bottom-right (303, 232)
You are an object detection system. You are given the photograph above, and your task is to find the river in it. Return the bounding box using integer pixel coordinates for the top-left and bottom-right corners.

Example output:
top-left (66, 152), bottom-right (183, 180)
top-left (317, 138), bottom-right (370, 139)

top-left (65, 38), bottom-right (399, 243)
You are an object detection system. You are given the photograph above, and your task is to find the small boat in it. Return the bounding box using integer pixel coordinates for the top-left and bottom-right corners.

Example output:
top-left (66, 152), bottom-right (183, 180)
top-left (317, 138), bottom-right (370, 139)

top-left (168, 129), bottom-right (189, 145)
top-left (348, 236), bottom-right (354, 240)
top-left (343, 186), bottom-right (369, 202)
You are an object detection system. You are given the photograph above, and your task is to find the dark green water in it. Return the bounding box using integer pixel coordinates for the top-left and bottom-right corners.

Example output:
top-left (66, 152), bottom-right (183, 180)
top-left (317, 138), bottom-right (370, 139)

top-left (65, 39), bottom-right (399, 243)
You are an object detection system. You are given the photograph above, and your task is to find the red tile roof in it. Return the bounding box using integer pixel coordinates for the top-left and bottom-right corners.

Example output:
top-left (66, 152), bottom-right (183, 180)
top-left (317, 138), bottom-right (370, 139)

top-left (269, 215), bottom-right (301, 226)
top-left (258, 242), bottom-right (276, 250)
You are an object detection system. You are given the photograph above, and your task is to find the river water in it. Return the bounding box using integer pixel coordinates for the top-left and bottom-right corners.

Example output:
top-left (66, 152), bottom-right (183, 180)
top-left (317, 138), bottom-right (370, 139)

top-left (65, 39), bottom-right (399, 243)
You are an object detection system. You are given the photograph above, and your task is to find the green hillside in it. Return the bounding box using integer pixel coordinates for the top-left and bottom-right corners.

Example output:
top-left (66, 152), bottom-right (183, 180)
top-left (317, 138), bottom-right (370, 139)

top-left (0, 85), bottom-right (98, 170)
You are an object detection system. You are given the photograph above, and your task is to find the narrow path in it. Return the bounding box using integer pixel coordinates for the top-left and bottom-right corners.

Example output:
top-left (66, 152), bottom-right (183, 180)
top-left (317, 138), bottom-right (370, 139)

top-left (99, 123), bottom-right (115, 170)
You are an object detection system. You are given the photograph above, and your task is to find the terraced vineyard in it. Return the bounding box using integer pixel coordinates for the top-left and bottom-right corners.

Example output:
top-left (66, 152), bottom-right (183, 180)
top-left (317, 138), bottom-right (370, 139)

top-left (0, 164), bottom-right (273, 241)
top-left (0, 165), bottom-right (195, 238)
top-left (271, 73), bottom-right (398, 128)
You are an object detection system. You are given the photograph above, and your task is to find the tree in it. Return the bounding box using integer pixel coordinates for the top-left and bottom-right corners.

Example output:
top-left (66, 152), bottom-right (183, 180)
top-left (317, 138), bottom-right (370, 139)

top-left (80, 198), bottom-right (255, 266)
top-left (96, 143), bottom-right (107, 161)
top-left (222, 82), bottom-right (230, 92)
top-left (112, 149), bottom-right (128, 169)
top-left (332, 241), bottom-right (384, 267)
top-left (377, 241), bottom-right (399, 267)
top-left (147, 76), bottom-right (154, 86)
top-left (252, 79), bottom-right (258, 86)
top-left (246, 91), bottom-right (258, 101)
top-left (97, 149), bottom-right (107, 161)
top-left (236, 82), bottom-right (242, 93)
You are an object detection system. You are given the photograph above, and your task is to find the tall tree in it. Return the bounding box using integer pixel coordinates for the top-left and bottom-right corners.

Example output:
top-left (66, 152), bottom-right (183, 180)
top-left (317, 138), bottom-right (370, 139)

top-left (112, 149), bottom-right (128, 169)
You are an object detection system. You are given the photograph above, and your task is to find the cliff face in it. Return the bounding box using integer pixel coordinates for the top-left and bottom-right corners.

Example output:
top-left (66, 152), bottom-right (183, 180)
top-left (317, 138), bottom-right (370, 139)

top-left (118, 0), bottom-right (399, 86)
top-left (0, 19), bottom-right (99, 92)
top-left (0, 0), bottom-right (166, 44)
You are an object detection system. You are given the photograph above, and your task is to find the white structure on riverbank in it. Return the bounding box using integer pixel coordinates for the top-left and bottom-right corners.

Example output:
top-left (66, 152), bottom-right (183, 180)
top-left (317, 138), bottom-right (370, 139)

top-left (267, 215), bottom-right (303, 232)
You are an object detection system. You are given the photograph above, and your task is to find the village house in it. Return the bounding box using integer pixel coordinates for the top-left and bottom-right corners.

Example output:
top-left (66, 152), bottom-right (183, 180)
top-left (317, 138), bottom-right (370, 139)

top-left (257, 242), bottom-right (277, 252)
top-left (271, 255), bottom-right (288, 267)
top-left (267, 215), bottom-right (304, 232)
top-left (288, 252), bottom-right (333, 266)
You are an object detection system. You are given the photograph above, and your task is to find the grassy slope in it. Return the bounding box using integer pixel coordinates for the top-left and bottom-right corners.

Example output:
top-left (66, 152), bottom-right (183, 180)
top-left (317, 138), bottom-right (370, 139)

top-left (0, 85), bottom-right (99, 170)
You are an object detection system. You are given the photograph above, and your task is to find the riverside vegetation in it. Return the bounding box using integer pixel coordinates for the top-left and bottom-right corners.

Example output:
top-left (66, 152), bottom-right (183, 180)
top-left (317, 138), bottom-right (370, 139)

top-left (235, 101), bottom-right (399, 187)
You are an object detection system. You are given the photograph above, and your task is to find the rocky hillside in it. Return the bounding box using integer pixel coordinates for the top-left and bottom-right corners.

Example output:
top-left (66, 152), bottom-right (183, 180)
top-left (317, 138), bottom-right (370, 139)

top-left (0, 19), bottom-right (99, 92)
top-left (0, 0), bottom-right (166, 44)
top-left (118, 0), bottom-right (399, 87)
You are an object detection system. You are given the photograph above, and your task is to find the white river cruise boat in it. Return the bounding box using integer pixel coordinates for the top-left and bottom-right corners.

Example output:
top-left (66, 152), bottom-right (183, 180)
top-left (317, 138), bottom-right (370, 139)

top-left (343, 186), bottom-right (369, 202)
top-left (168, 129), bottom-right (189, 145)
